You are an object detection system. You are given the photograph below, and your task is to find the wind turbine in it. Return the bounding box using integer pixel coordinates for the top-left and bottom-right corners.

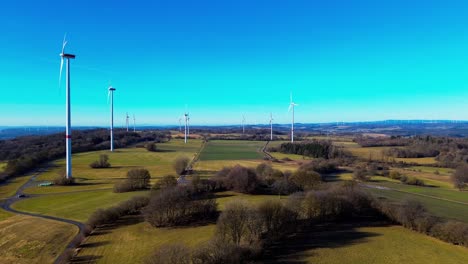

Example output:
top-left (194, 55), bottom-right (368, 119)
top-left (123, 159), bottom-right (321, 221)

top-left (108, 86), bottom-right (116, 151)
top-left (242, 115), bottom-right (246, 134)
top-left (269, 113), bottom-right (274, 141)
top-left (183, 111), bottom-right (189, 144)
top-left (288, 92), bottom-right (299, 143)
top-left (133, 114), bottom-right (136, 132)
top-left (59, 35), bottom-right (75, 179)
top-left (125, 112), bottom-right (129, 132)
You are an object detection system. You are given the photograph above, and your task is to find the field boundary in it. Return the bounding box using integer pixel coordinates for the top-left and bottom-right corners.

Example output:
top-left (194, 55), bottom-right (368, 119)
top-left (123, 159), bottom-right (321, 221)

top-left (368, 184), bottom-right (468, 206)
top-left (262, 141), bottom-right (274, 160)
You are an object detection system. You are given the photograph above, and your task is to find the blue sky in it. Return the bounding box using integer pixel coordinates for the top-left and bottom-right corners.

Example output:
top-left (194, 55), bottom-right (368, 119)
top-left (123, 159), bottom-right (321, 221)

top-left (1, 0), bottom-right (468, 126)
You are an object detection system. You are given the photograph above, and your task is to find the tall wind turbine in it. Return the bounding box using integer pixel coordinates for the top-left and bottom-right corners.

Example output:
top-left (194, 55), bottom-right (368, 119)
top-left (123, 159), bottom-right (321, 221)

top-left (183, 111), bottom-right (189, 144)
top-left (59, 35), bottom-right (75, 179)
top-left (133, 114), bottom-right (136, 132)
top-left (108, 86), bottom-right (116, 151)
top-left (242, 115), bottom-right (246, 134)
top-left (288, 92), bottom-right (299, 143)
top-left (125, 112), bottom-right (129, 132)
top-left (269, 113), bottom-right (274, 141)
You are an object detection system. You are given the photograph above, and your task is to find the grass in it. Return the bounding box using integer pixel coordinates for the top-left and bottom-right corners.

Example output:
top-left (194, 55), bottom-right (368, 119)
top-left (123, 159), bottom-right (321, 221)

top-left (12, 189), bottom-right (149, 222)
top-left (199, 140), bottom-right (265, 161)
top-left (368, 188), bottom-right (468, 222)
top-left (75, 217), bottom-right (215, 264)
top-left (0, 162), bottom-right (6, 172)
top-left (194, 159), bottom-right (297, 176)
top-left (0, 209), bottom-right (13, 221)
top-left (74, 191), bottom-right (277, 263)
top-left (0, 215), bottom-right (78, 264)
top-left (298, 225), bottom-right (468, 264)
top-left (345, 145), bottom-right (437, 165)
top-left (0, 174), bottom-right (32, 199)
top-left (25, 139), bottom-right (202, 194)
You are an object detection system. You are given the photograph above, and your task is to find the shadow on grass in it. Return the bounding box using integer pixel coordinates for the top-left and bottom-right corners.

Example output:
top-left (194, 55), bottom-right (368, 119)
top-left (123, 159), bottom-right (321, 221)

top-left (80, 241), bottom-right (111, 248)
top-left (262, 220), bottom-right (390, 264)
top-left (71, 255), bottom-right (103, 264)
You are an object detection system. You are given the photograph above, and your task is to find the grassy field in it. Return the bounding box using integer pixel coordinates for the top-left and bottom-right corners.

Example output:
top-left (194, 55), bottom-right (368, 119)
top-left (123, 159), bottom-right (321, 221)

top-left (345, 145), bottom-right (437, 165)
top-left (0, 162), bottom-right (6, 172)
top-left (368, 188), bottom-right (468, 222)
top-left (286, 225), bottom-right (468, 264)
top-left (0, 209), bottom-right (13, 221)
top-left (74, 191), bottom-right (278, 263)
top-left (75, 217), bottom-right (214, 264)
top-left (12, 189), bottom-right (149, 222)
top-left (198, 140), bottom-right (265, 161)
top-left (24, 139), bottom-right (202, 194)
top-left (0, 175), bottom-right (32, 199)
top-left (0, 215), bottom-right (78, 264)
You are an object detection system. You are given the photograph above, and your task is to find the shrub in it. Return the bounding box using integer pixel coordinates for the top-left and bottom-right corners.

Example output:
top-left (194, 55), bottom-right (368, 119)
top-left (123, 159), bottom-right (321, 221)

top-left (452, 164), bottom-right (468, 190)
top-left (127, 169), bottom-right (151, 189)
top-left (89, 154), bottom-right (111, 168)
top-left (174, 156), bottom-right (190, 175)
top-left (53, 171), bottom-right (75, 186)
top-left (113, 180), bottom-right (134, 193)
top-left (146, 143), bottom-right (158, 152)
top-left (153, 175), bottom-right (177, 190)
top-left (257, 199), bottom-right (297, 239)
top-left (216, 200), bottom-right (252, 245)
top-left (289, 169), bottom-right (321, 191)
top-left (192, 238), bottom-right (257, 264)
top-left (143, 187), bottom-right (217, 227)
top-left (87, 196), bottom-right (149, 228)
top-left (224, 165), bottom-right (260, 194)
top-left (353, 166), bottom-right (370, 181)
top-left (146, 243), bottom-right (190, 264)
top-left (389, 171), bottom-right (402, 180)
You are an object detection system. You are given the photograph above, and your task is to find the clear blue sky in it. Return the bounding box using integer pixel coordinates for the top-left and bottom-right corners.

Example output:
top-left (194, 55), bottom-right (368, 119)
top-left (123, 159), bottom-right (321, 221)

top-left (1, 0), bottom-right (468, 126)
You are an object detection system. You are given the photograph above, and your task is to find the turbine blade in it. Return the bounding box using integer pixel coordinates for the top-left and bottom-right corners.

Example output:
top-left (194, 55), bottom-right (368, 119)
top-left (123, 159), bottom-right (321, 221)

top-left (62, 33), bottom-right (68, 54)
top-left (107, 90), bottom-right (111, 103)
top-left (288, 104), bottom-right (292, 112)
top-left (59, 58), bottom-right (64, 87)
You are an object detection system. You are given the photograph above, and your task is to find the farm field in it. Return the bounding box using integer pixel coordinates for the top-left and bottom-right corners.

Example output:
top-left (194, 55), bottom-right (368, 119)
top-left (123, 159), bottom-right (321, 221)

top-left (12, 189), bottom-right (149, 222)
top-left (272, 225), bottom-right (468, 264)
top-left (0, 215), bottom-right (77, 264)
top-left (368, 188), bottom-right (468, 222)
top-left (0, 162), bottom-right (6, 172)
top-left (0, 209), bottom-right (13, 221)
top-left (73, 191), bottom-right (278, 263)
top-left (24, 139), bottom-right (202, 195)
top-left (198, 140), bottom-right (265, 161)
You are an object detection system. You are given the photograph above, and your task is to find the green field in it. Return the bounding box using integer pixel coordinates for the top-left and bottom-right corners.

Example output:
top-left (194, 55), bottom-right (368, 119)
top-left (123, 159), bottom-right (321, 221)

top-left (198, 140), bottom-right (264, 161)
top-left (369, 188), bottom-right (468, 222)
top-left (286, 225), bottom-right (468, 264)
top-left (24, 139), bottom-right (202, 194)
top-left (0, 174), bottom-right (32, 199)
top-left (0, 215), bottom-right (78, 264)
top-left (0, 162), bottom-right (6, 172)
top-left (13, 189), bottom-right (149, 222)
top-left (74, 191), bottom-right (277, 263)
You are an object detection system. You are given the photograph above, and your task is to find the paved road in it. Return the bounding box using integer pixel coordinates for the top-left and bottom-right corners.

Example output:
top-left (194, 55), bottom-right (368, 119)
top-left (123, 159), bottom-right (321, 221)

top-left (0, 165), bottom-right (87, 264)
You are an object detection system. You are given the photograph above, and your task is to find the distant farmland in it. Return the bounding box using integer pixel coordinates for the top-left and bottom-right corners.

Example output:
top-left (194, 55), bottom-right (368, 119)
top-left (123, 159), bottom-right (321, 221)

top-left (198, 140), bottom-right (265, 161)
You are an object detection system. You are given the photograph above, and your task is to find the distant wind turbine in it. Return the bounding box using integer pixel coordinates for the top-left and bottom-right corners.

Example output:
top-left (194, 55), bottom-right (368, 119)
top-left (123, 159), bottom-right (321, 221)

top-left (183, 111), bottom-right (190, 144)
top-left (242, 115), bottom-right (246, 134)
top-left (178, 117), bottom-right (182, 132)
top-left (288, 92), bottom-right (299, 143)
top-left (59, 34), bottom-right (76, 179)
top-left (108, 86), bottom-right (116, 151)
top-left (125, 112), bottom-right (129, 132)
top-left (133, 114), bottom-right (136, 132)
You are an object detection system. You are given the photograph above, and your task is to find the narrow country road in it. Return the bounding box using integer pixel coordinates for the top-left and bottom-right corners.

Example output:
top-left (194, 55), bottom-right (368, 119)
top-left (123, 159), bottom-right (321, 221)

top-left (0, 165), bottom-right (86, 264)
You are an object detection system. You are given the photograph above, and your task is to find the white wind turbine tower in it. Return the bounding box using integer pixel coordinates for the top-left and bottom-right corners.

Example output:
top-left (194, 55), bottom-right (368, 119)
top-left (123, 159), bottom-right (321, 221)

top-left (183, 111), bottom-right (189, 144)
top-left (108, 86), bottom-right (116, 151)
top-left (288, 92), bottom-right (299, 143)
top-left (133, 114), bottom-right (136, 132)
top-left (242, 115), bottom-right (246, 134)
top-left (59, 35), bottom-right (75, 179)
top-left (125, 112), bottom-right (129, 132)
top-left (269, 113), bottom-right (274, 141)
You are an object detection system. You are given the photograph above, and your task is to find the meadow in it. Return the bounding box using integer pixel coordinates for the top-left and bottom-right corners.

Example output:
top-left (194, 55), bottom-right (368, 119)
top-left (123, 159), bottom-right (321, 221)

top-left (24, 139), bottom-right (202, 194)
top-left (198, 140), bottom-right (265, 161)
top-left (272, 225), bottom-right (468, 264)
top-left (0, 215), bottom-right (77, 264)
